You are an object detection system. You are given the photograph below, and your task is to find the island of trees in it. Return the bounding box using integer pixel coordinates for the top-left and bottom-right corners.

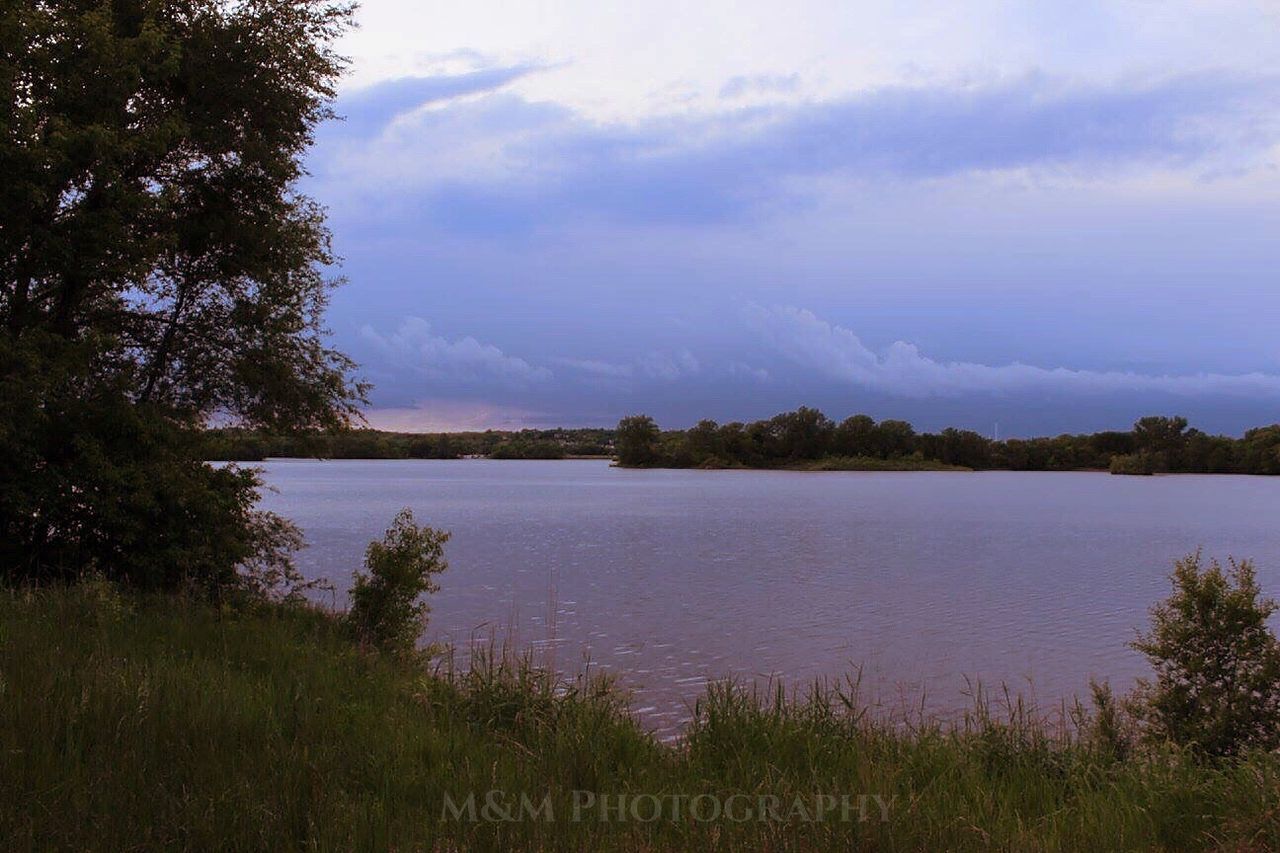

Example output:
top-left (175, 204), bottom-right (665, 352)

top-left (614, 409), bottom-right (1280, 474)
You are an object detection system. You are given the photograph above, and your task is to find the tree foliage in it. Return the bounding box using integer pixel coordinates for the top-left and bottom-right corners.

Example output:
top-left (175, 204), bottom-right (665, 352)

top-left (615, 409), bottom-right (1280, 474)
top-left (0, 333), bottom-right (281, 591)
top-left (1, 0), bottom-right (362, 592)
top-left (615, 415), bottom-right (660, 466)
top-left (2, 0), bottom-right (362, 425)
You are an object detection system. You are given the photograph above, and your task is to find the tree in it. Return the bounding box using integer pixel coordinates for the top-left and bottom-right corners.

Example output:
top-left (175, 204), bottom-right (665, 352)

top-left (766, 406), bottom-right (834, 460)
top-left (934, 427), bottom-right (991, 469)
top-left (1, 1), bottom-right (362, 591)
top-left (615, 415), bottom-right (660, 466)
top-left (1240, 426), bottom-right (1280, 475)
top-left (1132, 552), bottom-right (1280, 757)
top-left (872, 419), bottom-right (916, 458)
top-left (685, 418), bottom-right (721, 464)
top-left (833, 414), bottom-right (876, 457)
top-left (1091, 430), bottom-right (1136, 457)
top-left (348, 509), bottom-right (449, 657)
top-left (1132, 416), bottom-right (1189, 470)
top-left (716, 421), bottom-right (754, 465)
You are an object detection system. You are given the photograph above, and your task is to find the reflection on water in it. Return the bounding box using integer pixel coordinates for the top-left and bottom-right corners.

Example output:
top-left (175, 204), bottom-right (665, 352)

top-left (253, 459), bottom-right (1280, 737)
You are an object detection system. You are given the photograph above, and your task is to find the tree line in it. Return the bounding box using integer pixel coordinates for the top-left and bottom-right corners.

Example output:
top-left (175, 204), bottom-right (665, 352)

top-left (208, 410), bottom-right (1280, 475)
top-left (201, 427), bottom-right (615, 461)
top-left (615, 409), bottom-right (1280, 474)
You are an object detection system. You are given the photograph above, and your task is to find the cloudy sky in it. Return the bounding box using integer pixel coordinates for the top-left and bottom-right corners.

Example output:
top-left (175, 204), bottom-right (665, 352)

top-left (311, 1), bottom-right (1280, 435)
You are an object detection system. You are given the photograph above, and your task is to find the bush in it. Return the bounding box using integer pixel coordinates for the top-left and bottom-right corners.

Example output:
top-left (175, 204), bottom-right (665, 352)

top-left (1132, 552), bottom-right (1280, 757)
top-left (347, 509), bottom-right (449, 656)
top-left (1109, 452), bottom-right (1157, 475)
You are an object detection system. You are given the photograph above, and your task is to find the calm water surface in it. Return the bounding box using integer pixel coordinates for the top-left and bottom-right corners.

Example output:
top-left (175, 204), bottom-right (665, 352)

top-left (254, 460), bottom-right (1280, 735)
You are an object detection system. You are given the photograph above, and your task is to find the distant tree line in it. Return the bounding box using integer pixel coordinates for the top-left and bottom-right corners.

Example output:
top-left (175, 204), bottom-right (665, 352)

top-left (205, 411), bottom-right (1280, 475)
top-left (615, 410), bottom-right (1280, 475)
top-left (201, 428), bottom-right (615, 461)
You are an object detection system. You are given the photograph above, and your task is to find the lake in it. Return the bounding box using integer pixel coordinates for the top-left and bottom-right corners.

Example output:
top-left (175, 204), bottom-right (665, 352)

top-left (253, 459), bottom-right (1280, 736)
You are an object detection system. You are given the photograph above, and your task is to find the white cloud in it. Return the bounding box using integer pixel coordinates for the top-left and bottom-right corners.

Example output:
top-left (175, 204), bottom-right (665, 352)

top-left (719, 73), bottom-right (801, 99)
top-left (339, 1), bottom-right (1280, 122)
top-left (746, 304), bottom-right (1280, 398)
top-left (360, 317), bottom-right (551, 385)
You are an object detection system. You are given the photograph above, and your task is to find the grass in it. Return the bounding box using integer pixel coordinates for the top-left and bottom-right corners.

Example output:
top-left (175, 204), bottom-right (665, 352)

top-left (4, 584), bottom-right (1280, 851)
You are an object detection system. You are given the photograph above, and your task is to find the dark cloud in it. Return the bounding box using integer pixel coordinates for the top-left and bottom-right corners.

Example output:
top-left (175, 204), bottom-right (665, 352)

top-left (744, 304), bottom-right (1280, 399)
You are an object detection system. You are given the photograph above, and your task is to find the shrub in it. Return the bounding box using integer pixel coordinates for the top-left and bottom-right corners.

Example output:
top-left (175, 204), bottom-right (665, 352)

top-left (1109, 452), bottom-right (1157, 475)
top-left (347, 509), bottom-right (449, 656)
top-left (1132, 552), bottom-right (1280, 757)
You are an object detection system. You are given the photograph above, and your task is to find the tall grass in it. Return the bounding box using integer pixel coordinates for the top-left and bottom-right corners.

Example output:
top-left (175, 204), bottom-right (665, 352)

top-left (3, 585), bottom-right (1279, 850)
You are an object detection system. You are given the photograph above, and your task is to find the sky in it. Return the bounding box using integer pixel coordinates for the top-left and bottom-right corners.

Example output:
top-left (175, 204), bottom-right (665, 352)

top-left (308, 0), bottom-right (1280, 436)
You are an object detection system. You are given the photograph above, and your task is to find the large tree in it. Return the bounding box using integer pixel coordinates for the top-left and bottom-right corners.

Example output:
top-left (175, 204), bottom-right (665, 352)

top-left (1, 0), bottom-right (364, 589)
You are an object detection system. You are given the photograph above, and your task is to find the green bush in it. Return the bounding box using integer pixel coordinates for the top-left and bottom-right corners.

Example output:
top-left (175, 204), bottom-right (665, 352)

top-left (1109, 452), bottom-right (1157, 475)
top-left (1132, 552), bottom-right (1280, 757)
top-left (347, 509), bottom-right (449, 656)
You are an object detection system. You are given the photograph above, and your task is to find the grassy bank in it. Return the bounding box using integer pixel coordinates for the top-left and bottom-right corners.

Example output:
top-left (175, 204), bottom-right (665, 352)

top-left (4, 586), bottom-right (1280, 851)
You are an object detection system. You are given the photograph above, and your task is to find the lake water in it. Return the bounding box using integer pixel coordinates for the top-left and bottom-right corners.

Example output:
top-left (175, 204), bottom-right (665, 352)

top-left (254, 459), bottom-right (1280, 736)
